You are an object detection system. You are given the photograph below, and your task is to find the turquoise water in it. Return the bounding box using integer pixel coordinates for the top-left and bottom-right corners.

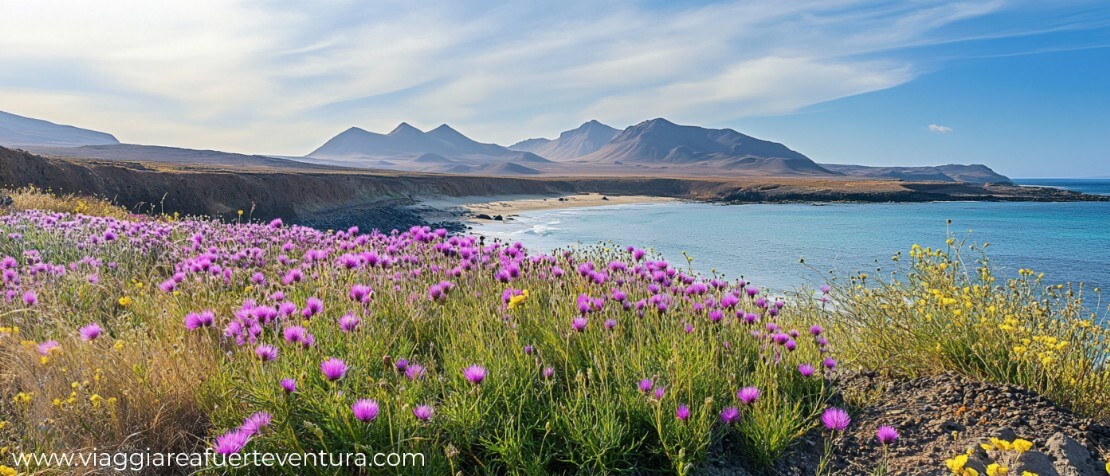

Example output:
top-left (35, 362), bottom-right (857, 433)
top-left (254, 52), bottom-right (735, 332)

top-left (470, 180), bottom-right (1110, 293)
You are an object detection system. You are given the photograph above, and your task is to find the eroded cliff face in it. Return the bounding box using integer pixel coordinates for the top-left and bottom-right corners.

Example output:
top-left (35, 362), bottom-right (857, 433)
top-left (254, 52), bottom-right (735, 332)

top-left (1, 147), bottom-right (1102, 231)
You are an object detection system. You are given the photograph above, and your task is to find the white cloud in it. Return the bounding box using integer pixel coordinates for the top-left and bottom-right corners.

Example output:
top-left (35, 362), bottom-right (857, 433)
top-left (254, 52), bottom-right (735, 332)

top-left (0, 0), bottom-right (1064, 153)
top-left (928, 124), bottom-right (954, 133)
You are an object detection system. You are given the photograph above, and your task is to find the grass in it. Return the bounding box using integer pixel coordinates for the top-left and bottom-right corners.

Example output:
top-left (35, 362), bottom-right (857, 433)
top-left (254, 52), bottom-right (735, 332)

top-left (810, 237), bottom-right (1110, 421)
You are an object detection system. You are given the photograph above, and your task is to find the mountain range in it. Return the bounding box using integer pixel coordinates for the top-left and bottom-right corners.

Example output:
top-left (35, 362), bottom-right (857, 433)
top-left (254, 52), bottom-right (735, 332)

top-left (0, 109), bottom-right (1013, 183)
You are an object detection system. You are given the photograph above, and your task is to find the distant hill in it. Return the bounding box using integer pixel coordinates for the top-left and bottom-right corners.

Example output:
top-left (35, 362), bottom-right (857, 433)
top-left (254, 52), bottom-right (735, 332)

top-left (510, 120), bottom-right (619, 161)
top-left (579, 118), bottom-right (834, 175)
top-left (821, 163), bottom-right (1012, 185)
top-left (24, 144), bottom-right (337, 170)
top-left (309, 123), bottom-right (519, 159)
top-left (1, 110), bottom-right (119, 147)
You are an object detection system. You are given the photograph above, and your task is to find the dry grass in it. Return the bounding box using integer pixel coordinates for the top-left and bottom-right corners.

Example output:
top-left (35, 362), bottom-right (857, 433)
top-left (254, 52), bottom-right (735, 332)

top-left (3, 186), bottom-right (132, 220)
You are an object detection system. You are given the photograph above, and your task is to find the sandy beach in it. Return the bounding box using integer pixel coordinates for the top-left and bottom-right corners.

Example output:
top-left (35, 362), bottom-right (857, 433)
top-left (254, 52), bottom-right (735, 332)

top-left (413, 193), bottom-right (676, 222)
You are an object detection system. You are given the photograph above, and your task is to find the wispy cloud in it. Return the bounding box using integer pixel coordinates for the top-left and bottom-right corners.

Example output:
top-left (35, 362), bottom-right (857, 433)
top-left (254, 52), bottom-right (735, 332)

top-left (928, 124), bottom-right (954, 133)
top-left (0, 0), bottom-right (1101, 153)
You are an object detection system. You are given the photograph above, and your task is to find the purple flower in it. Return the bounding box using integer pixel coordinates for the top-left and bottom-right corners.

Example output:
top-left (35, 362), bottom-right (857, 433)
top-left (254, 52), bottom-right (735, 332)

top-left (737, 386), bottom-right (760, 405)
top-left (652, 386), bottom-right (666, 400)
top-left (412, 405), bottom-right (434, 421)
top-left (283, 326), bottom-right (306, 344)
top-left (185, 311), bottom-right (215, 330)
top-left (676, 404), bottom-right (690, 421)
top-left (876, 425), bottom-right (899, 445)
top-left (321, 358), bottom-right (348, 381)
top-left (638, 378), bottom-right (653, 394)
top-left (349, 284), bottom-right (373, 303)
top-left (351, 399), bottom-right (380, 422)
top-left (395, 358), bottom-right (409, 372)
top-left (213, 429), bottom-right (250, 454)
top-left (78, 323), bottom-right (103, 341)
top-left (338, 313), bottom-right (360, 332)
top-left (784, 340), bottom-right (797, 351)
top-left (240, 412), bottom-right (273, 436)
top-left (571, 317), bottom-right (588, 332)
top-left (302, 297), bottom-right (324, 318)
top-left (255, 344), bottom-right (278, 362)
top-left (720, 407), bottom-right (741, 424)
top-left (463, 365), bottom-right (487, 385)
top-left (22, 291), bottom-right (37, 307)
top-left (821, 407), bottom-right (851, 431)
top-left (823, 357), bottom-right (837, 370)
top-left (543, 367), bottom-right (555, 379)
top-left (280, 378), bottom-right (296, 394)
top-left (798, 364), bottom-right (816, 377)
top-left (36, 340), bottom-right (60, 355)
top-left (405, 364), bottom-right (426, 380)
top-left (809, 325), bottom-right (824, 336)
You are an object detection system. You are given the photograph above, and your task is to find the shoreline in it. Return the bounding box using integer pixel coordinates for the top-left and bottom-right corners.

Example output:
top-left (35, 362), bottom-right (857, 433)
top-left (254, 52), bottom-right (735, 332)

top-left (412, 193), bottom-right (677, 224)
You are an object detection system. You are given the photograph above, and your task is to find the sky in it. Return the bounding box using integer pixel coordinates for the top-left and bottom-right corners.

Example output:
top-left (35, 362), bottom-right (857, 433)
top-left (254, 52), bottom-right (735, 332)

top-left (0, 0), bottom-right (1108, 177)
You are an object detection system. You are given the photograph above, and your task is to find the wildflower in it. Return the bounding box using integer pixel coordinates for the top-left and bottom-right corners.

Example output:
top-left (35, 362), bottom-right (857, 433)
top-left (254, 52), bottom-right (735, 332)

top-left (280, 378), bottom-right (296, 394)
top-left (638, 379), bottom-right (653, 394)
top-left (823, 357), bottom-right (837, 369)
top-left (184, 311), bottom-right (215, 330)
top-left (720, 407), bottom-right (741, 424)
top-left (349, 284), bottom-right (373, 303)
top-left (737, 386), bottom-right (760, 405)
top-left (405, 364), bottom-right (426, 380)
top-left (36, 340), bottom-right (60, 355)
top-left (946, 454), bottom-right (969, 472)
top-left (283, 326), bottom-right (307, 344)
top-left (876, 425), bottom-right (899, 445)
top-left (12, 392), bottom-right (33, 405)
top-left (412, 405), bottom-right (434, 421)
top-left (507, 289), bottom-right (528, 309)
top-left (1011, 439), bottom-right (1033, 453)
top-left (214, 429), bottom-right (250, 454)
top-left (351, 399), bottom-right (380, 422)
top-left (809, 325), bottom-right (823, 335)
top-left (395, 358), bottom-right (409, 372)
top-left (986, 463), bottom-right (1008, 476)
top-left (302, 297), bottom-right (324, 318)
top-left (255, 345), bottom-right (278, 362)
top-left (543, 367), bottom-right (555, 379)
top-left (799, 363), bottom-right (816, 377)
top-left (321, 358), bottom-right (348, 381)
top-left (604, 318), bottom-right (617, 330)
top-left (78, 323), bottom-right (103, 341)
top-left (338, 313), bottom-right (360, 332)
top-left (652, 386), bottom-right (666, 400)
top-left (676, 404), bottom-right (690, 421)
top-left (571, 317), bottom-right (588, 332)
top-left (240, 412), bottom-right (273, 436)
top-left (22, 291), bottom-right (37, 307)
top-left (463, 365), bottom-right (487, 385)
top-left (821, 407), bottom-right (851, 431)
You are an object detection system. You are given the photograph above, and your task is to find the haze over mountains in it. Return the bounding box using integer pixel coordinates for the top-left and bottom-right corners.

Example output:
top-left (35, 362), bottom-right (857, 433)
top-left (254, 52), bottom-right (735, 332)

top-left (0, 109), bottom-right (1013, 183)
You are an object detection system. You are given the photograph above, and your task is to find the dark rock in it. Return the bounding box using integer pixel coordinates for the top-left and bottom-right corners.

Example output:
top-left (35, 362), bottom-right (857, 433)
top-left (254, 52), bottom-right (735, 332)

top-left (1015, 451), bottom-right (1061, 476)
top-left (474, 213), bottom-right (492, 220)
top-left (493, 215), bottom-right (504, 221)
top-left (1044, 432), bottom-right (1100, 476)
top-left (0, 195), bottom-right (11, 207)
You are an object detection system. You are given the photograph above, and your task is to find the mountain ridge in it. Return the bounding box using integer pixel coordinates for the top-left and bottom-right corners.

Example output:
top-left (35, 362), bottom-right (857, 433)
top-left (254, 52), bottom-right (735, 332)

top-left (0, 110), bottom-right (119, 148)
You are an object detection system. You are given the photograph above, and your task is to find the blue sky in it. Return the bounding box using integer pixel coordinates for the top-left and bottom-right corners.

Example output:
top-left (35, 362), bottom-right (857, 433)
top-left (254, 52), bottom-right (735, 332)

top-left (0, 0), bottom-right (1107, 177)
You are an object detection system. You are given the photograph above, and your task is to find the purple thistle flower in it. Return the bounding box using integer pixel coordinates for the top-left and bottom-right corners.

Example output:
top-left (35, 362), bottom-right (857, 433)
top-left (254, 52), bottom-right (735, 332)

top-left (321, 358), bottom-right (348, 381)
top-left (283, 325), bottom-right (306, 344)
top-left (302, 297), bottom-right (324, 318)
top-left (821, 407), bottom-right (851, 431)
top-left (79, 323), bottom-right (103, 341)
top-left (784, 340), bottom-right (797, 351)
top-left (676, 404), bottom-right (690, 421)
top-left (523, 345), bottom-right (534, 355)
top-left (338, 313), bottom-right (360, 332)
top-left (720, 407), bottom-right (741, 424)
top-left (571, 317), bottom-right (588, 332)
top-left (405, 364), bottom-right (426, 380)
top-left (22, 291), bottom-right (37, 307)
top-left (412, 405), bottom-right (434, 421)
top-left (351, 399), bottom-right (380, 422)
top-left (255, 344), bottom-right (278, 362)
top-left (349, 284), bottom-right (373, 303)
top-left (638, 378), bottom-right (653, 394)
top-left (823, 357), bottom-right (837, 369)
top-left (213, 429), bottom-right (250, 454)
top-left (184, 311), bottom-right (215, 330)
top-left (240, 412), bottom-right (273, 436)
top-left (36, 340), bottom-right (60, 355)
top-left (543, 367), bottom-right (555, 379)
top-left (280, 378), bottom-right (296, 394)
top-left (463, 365), bottom-right (487, 385)
top-left (652, 386), bottom-right (666, 400)
top-left (798, 364), bottom-right (816, 377)
top-left (737, 386), bottom-right (760, 405)
top-left (876, 425), bottom-right (899, 445)
top-left (809, 325), bottom-right (824, 336)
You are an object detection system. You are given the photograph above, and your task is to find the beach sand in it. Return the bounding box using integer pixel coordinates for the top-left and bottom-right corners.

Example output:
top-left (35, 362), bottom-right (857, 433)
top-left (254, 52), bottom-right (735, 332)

top-left (413, 193), bottom-right (675, 222)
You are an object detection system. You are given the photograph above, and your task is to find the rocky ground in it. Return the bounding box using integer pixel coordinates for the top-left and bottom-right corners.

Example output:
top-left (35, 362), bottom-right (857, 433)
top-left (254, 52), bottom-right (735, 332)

top-left (701, 372), bottom-right (1109, 475)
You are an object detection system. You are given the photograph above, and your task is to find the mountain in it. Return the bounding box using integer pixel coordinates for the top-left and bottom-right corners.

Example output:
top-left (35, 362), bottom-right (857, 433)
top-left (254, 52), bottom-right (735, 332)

top-left (510, 120), bottom-right (620, 161)
top-left (821, 163), bottom-right (1012, 185)
top-left (309, 123), bottom-right (519, 159)
top-left (580, 118), bottom-right (833, 175)
top-left (0, 110), bottom-right (119, 147)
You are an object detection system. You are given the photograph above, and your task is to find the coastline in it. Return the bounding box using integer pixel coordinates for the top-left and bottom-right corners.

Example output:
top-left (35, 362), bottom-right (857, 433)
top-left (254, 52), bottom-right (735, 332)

top-left (412, 193), bottom-right (676, 224)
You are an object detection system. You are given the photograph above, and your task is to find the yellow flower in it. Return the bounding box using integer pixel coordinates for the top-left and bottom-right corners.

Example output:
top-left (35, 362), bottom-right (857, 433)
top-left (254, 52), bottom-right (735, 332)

top-left (1, 464), bottom-right (18, 476)
top-left (0, 421), bottom-right (7, 430)
top-left (1012, 439), bottom-right (1033, 453)
top-left (89, 394), bottom-right (103, 408)
top-left (946, 454), bottom-right (969, 472)
top-left (12, 392), bottom-right (33, 405)
top-left (987, 463), bottom-right (1008, 476)
top-left (507, 289), bottom-right (529, 309)
top-left (990, 438), bottom-right (1013, 451)
top-left (113, 340), bottom-right (125, 350)
top-left (118, 296), bottom-right (132, 307)
top-left (237, 209), bottom-right (244, 216)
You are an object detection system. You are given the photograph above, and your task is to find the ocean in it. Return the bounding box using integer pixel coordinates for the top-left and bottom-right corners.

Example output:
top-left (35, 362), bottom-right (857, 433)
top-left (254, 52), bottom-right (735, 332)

top-left (470, 179), bottom-right (1110, 294)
